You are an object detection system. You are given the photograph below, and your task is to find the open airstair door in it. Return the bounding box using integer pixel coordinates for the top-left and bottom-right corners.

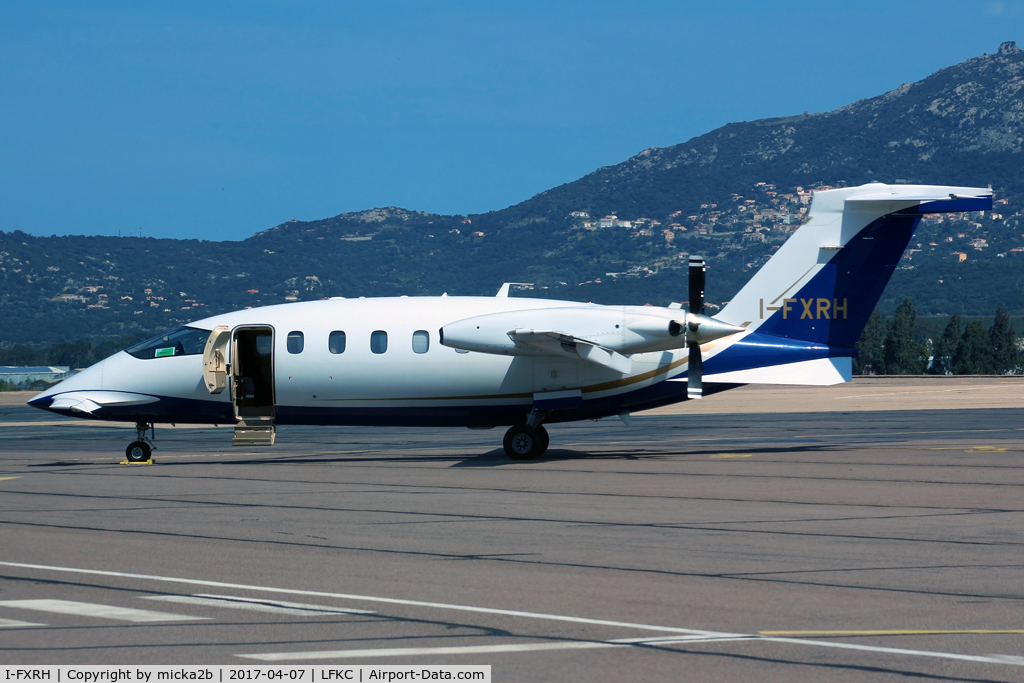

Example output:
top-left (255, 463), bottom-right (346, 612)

top-left (202, 325), bottom-right (231, 394)
top-left (230, 326), bottom-right (276, 446)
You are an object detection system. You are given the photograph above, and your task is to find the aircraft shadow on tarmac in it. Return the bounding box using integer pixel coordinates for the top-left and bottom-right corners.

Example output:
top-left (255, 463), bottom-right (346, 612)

top-left (452, 443), bottom-right (841, 466)
top-left (213, 443), bottom-right (840, 467)
top-left (23, 443), bottom-right (837, 469)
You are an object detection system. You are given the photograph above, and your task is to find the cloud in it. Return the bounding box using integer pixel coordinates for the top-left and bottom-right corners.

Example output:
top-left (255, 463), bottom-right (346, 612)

top-left (986, 2), bottom-right (1024, 16)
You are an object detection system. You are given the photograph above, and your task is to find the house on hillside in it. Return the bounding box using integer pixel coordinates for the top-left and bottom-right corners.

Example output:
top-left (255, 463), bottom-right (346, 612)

top-left (0, 366), bottom-right (71, 390)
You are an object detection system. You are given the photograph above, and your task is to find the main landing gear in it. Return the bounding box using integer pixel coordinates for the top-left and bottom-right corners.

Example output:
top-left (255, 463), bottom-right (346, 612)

top-left (125, 421), bottom-right (156, 463)
top-left (502, 410), bottom-right (550, 460)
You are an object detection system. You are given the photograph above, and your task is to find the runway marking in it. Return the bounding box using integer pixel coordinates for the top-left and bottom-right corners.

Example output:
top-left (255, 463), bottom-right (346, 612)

top-left (241, 635), bottom-right (760, 660)
top-left (834, 388), bottom-right (989, 399)
top-left (604, 427), bottom-right (1008, 446)
top-left (2, 562), bottom-right (1023, 669)
top-left (240, 642), bottom-right (622, 660)
top-left (0, 562), bottom-right (703, 635)
top-left (238, 633), bottom-right (1024, 666)
top-left (758, 637), bottom-right (1024, 666)
top-left (0, 422), bottom-right (230, 429)
top-left (0, 599), bottom-right (205, 622)
top-left (143, 594), bottom-right (375, 616)
top-left (0, 477), bottom-right (20, 481)
top-left (0, 617), bottom-right (45, 627)
top-left (709, 454), bottom-right (752, 459)
top-left (929, 446), bottom-right (1011, 453)
top-left (761, 629), bottom-right (1024, 636)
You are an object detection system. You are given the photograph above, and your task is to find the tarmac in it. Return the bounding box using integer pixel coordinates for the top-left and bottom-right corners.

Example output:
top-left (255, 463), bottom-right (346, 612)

top-left (2, 377), bottom-right (1024, 681)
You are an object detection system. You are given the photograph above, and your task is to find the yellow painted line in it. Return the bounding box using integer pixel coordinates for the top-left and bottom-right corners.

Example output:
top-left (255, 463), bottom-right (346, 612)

top-left (709, 454), bottom-right (752, 459)
top-left (760, 629), bottom-right (1024, 636)
top-left (11, 449), bottom-right (410, 465)
top-left (0, 422), bottom-right (231, 429)
top-left (0, 422), bottom-right (113, 428)
top-left (0, 477), bottom-right (21, 482)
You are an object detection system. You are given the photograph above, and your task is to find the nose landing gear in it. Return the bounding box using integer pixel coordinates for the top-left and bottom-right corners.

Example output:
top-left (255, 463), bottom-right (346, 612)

top-left (125, 421), bottom-right (156, 463)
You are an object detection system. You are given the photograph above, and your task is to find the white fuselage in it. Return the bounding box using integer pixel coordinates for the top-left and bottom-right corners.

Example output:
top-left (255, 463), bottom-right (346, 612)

top-left (34, 296), bottom-right (696, 427)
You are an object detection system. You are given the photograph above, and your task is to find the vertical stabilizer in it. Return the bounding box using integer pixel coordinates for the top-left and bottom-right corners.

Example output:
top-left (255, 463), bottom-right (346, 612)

top-left (717, 183), bottom-right (992, 349)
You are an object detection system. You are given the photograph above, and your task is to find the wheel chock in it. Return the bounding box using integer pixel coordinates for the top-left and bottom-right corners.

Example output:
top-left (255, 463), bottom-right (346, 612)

top-left (119, 459), bottom-right (156, 465)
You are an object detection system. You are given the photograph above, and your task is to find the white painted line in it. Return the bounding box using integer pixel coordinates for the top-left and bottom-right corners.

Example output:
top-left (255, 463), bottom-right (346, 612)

top-left (143, 594), bottom-right (375, 616)
top-left (760, 637), bottom-right (1024, 666)
top-left (0, 599), bottom-right (205, 623)
top-left (240, 641), bottom-right (622, 660)
top-left (1, 562), bottom-right (1022, 669)
top-left (0, 561), bottom-right (712, 636)
top-left (239, 634), bottom-right (1024, 666)
top-left (239, 635), bottom-right (754, 661)
top-left (621, 634), bottom-right (1024, 666)
top-left (0, 617), bottom-right (45, 628)
top-left (614, 634), bottom-right (750, 645)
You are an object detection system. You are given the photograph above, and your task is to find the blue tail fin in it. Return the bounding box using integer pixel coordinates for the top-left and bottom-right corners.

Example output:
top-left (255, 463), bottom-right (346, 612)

top-left (719, 183), bottom-right (992, 347)
top-left (705, 184), bottom-right (992, 385)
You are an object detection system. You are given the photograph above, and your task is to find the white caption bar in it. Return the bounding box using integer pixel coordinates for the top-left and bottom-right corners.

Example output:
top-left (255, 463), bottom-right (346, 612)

top-left (0, 667), bottom-right (490, 683)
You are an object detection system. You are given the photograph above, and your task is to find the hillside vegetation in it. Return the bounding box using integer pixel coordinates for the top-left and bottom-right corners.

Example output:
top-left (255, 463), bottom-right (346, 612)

top-left (4, 42), bottom-right (1024, 345)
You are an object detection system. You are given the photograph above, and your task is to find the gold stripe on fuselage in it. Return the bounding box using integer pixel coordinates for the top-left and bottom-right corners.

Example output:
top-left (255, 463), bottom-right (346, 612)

top-left (306, 337), bottom-right (738, 404)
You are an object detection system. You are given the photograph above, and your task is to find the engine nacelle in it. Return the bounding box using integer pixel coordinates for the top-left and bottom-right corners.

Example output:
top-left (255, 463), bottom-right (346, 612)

top-left (440, 306), bottom-right (743, 357)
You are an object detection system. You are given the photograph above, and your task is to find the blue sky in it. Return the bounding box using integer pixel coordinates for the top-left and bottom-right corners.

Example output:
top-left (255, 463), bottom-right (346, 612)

top-left (2, 1), bottom-right (1022, 240)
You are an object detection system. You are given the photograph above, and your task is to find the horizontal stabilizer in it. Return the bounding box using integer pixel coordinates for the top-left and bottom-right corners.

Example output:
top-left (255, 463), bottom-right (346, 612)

top-left (845, 192), bottom-right (987, 203)
top-left (699, 357), bottom-right (852, 386)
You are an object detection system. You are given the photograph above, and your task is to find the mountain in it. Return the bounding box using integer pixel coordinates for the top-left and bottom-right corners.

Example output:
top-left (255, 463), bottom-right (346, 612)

top-left (4, 42), bottom-right (1024, 346)
top-left (501, 40), bottom-right (1024, 220)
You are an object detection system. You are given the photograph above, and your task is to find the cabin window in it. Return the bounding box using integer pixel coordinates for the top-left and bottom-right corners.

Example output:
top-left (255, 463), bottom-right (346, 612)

top-left (125, 326), bottom-right (209, 360)
top-left (286, 331), bottom-right (304, 354)
top-left (412, 330), bottom-right (429, 354)
top-left (370, 330), bottom-right (388, 354)
top-left (329, 331), bottom-right (347, 354)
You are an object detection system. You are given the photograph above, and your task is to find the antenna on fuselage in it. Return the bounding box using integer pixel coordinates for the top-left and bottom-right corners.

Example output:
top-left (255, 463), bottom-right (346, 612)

top-left (496, 283), bottom-right (534, 297)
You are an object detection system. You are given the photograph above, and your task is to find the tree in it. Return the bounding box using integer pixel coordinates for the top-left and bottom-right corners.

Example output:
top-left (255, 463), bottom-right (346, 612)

top-left (883, 298), bottom-right (928, 374)
top-left (952, 320), bottom-right (994, 374)
top-left (989, 307), bottom-right (1020, 375)
top-left (0, 345), bottom-right (46, 366)
top-left (48, 340), bottom-right (94, 370)
top-left (930, 315), bottom-right (962, 375)
top-left (855, 309), bottom-right (885, 374)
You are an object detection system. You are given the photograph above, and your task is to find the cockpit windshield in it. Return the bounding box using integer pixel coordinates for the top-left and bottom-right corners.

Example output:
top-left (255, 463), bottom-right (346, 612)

top-left (125, 326), bottom-right (210, 360)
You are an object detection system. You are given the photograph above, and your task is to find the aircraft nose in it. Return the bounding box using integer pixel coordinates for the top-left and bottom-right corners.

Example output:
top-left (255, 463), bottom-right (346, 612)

top-left (28, 357), bottom-right (106, 410)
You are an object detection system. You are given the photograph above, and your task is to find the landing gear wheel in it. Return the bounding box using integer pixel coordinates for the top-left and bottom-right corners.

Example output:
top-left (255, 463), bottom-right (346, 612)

top-left (503, 424), bottom-right (544, 460)
top-left (125, 441), bottom-right (152, 463)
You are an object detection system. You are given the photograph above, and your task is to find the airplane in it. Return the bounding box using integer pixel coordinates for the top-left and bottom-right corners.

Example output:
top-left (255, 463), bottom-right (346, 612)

top-left (29, 183), bottom-right (992, 461)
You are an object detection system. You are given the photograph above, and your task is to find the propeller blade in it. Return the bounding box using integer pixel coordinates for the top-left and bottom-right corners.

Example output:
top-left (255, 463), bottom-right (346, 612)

top-left (687, 342), bottom-right (703, 399)
top-left (689, 256), bottom-right (705, 315)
